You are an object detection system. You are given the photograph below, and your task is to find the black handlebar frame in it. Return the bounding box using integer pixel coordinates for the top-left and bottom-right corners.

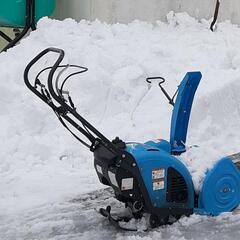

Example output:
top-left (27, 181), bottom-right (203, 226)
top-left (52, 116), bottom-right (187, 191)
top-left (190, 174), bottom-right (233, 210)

top-left (24, 48), bottom-right (121, 155)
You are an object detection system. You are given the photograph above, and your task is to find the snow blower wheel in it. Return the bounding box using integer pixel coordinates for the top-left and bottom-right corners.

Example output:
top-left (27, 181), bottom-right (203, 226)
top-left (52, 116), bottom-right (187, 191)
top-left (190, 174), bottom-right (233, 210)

top-left (149, 214), bottom-right (169, 228)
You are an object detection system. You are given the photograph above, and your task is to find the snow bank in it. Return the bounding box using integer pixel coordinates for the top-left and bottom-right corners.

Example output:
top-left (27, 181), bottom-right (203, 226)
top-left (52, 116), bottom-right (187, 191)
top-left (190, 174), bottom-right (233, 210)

top-left (1, 12), bottom-right (240, 213)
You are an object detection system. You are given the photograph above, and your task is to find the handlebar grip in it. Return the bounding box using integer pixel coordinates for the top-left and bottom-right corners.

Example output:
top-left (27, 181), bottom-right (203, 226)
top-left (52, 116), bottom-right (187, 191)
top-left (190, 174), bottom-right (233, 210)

top-left (24, 48), bottom-right (65, 91)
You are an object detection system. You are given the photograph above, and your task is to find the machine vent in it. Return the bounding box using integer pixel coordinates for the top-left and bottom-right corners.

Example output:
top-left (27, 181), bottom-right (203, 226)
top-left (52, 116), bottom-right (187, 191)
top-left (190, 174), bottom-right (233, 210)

top-left (166, 167), bottom-right (188, 203)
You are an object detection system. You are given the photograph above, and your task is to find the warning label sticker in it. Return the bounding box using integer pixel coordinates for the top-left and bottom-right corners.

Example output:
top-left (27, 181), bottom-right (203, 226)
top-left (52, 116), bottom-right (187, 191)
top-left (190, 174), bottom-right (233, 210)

top-left (153, 179), bottom-right (164, 191)
top-left (152, 168), bottom-right (165, 180)
top-left (108, 171), bottom-right (118, 187)
top-left (121, 178), bottom-right (134, 191)
top-left (152, 168), bottom-right (165, 191)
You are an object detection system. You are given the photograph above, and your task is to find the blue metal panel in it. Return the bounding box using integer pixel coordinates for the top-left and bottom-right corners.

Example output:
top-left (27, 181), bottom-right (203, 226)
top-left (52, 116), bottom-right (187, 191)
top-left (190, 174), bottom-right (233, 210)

top-left (196, 158), bottom-right (240, 216)
top-left (126, 143), bottom-right (195, 209)
top-left (144, 139), bottom-right (171, 153)
top-left (170, 72), bottom-right (202, 154)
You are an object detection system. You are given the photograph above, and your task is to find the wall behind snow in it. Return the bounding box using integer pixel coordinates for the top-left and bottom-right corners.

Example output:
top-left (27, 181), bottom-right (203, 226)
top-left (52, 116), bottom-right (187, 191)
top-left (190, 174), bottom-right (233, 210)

top-left (54, 0), bottom-right (240, 24)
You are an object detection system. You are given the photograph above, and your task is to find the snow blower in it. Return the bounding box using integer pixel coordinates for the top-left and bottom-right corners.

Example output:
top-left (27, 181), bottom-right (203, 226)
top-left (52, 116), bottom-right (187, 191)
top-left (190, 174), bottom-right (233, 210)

top-left (24, 48), bottom-right (240, 230)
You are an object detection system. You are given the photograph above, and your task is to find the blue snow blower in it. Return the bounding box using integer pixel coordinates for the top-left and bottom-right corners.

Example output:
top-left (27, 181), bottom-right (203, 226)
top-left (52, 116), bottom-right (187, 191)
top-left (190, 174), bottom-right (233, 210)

top-left (24, 48), bottom-right (240, 230)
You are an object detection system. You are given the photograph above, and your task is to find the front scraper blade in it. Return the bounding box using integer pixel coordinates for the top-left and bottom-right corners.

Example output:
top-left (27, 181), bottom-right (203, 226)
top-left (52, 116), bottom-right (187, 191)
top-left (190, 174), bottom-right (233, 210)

top-left (98, 205), bottom-right (148, 231)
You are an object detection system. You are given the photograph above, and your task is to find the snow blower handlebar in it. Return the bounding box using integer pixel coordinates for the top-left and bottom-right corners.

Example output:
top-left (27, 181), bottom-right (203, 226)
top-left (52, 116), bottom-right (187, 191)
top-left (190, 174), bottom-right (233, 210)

top-left (24, 48), bottom-right (121, 156)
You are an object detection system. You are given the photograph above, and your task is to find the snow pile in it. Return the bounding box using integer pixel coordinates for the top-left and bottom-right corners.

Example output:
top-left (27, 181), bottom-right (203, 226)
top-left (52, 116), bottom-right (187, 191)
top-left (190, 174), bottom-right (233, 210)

top-left (180, 73), bottom-right (240, 190)
top-left (1, 12), bottom-right (240, 216)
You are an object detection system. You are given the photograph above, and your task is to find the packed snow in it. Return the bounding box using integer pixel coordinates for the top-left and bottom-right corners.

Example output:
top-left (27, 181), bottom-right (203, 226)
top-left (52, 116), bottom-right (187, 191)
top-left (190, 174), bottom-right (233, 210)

top-left (1, 11), bottom-right (240, 239)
